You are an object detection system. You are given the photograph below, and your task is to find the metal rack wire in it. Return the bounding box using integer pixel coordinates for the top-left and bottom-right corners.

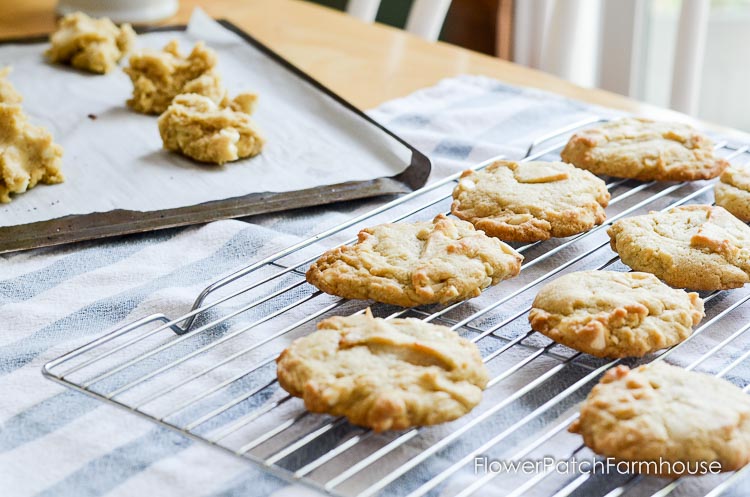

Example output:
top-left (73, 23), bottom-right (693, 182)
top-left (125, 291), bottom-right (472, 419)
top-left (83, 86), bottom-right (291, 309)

top-left (43, 118), bottom-right (750, 497)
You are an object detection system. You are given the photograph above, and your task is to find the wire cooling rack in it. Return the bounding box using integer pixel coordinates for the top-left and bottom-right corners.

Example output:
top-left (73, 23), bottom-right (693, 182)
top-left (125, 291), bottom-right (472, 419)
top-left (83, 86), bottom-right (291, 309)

top-left (44, 118), bottom-right (750, 497)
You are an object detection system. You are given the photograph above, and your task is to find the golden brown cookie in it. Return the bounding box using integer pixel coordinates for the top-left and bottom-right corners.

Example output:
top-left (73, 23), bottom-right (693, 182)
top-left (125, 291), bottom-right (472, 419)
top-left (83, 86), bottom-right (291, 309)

top-left (306, 214), bottom-right (523, 307)
top-left (715, 165), bottom-right (750, 222)
top-left (276, 310), bottom-right (489, 431)
top-left (157, 93), bottom-right (263, 165)
top-left (560, 118), bottom-right (728, 181)
top-left (1, 99), bottom-right (64, 203)
top-left (529, 271), bottom-right (704, 358)
top-left (570, 362), bottom-right (750, 476)
top-left (124, 40), bottom-right (225, 115)
top-left (46, 12), bottom-right (136, 74)
top-left (451, 160), bottom-right (610, 242)
top-left (608, 205), bottom-right (750, 290)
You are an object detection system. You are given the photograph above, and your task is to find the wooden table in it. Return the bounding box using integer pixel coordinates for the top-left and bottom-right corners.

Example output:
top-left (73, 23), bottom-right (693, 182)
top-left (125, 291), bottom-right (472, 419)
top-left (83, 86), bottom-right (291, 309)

top-left (1, 0), bottom-right (744, 138)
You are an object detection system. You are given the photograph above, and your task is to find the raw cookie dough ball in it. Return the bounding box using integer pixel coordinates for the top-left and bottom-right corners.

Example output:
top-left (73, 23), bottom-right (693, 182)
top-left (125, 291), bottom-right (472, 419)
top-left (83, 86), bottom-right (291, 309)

top-left (124, 40), bottom-right (226, 115)
top-left (46, 12), bottom-right (136, 74)
top-left (157, 93), bottom-right (264, 165)
top-left (0, 67), bottom-right (23, 104)
top-left (0, 100), bottom-right (64, 203)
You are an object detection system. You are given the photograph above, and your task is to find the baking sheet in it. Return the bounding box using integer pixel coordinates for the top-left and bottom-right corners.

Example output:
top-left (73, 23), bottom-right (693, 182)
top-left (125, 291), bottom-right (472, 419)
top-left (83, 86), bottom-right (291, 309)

top-left (0, 10), bottom-right (430, 251)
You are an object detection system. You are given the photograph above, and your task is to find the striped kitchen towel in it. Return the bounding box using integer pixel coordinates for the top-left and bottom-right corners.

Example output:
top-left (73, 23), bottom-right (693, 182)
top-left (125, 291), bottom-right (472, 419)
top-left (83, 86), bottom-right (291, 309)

top-left (0, 75), bottom-right (745, 497)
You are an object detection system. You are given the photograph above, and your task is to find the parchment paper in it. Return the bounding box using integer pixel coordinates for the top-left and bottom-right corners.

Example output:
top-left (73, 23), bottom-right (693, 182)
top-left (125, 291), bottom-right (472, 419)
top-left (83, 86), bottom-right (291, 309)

top-left (0, 9), bottom-right (412, 228)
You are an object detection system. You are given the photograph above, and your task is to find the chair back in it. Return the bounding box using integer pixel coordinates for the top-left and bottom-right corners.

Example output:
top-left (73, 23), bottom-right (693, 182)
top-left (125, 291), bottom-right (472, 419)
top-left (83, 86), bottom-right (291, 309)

top-left (346, 0), bottom-right (452, 42)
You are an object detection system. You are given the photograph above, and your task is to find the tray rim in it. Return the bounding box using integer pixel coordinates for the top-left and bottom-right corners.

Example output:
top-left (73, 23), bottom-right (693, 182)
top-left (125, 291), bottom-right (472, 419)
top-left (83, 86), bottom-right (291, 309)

top-left (0, 19), bottom-right (432, 254)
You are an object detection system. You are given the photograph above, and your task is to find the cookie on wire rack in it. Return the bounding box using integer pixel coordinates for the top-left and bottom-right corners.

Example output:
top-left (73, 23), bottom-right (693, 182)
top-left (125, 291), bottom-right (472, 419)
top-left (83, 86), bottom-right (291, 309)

top-left (715, 164), bottom-right (750, 222)
top-left (560, 117), bottom-right (728, 182)
top-left (608, 205), bottom-right (750, 291)
top-left (276, 309), bottom-right (489, 431)
top-left (451, 160), bottom-right (610, 242)
top-left (306, 214), bottom-right (523, 307)
top-left (529, 271), bottom-right (704, 358)
top-left (570, 362), bottom-right (750, 476)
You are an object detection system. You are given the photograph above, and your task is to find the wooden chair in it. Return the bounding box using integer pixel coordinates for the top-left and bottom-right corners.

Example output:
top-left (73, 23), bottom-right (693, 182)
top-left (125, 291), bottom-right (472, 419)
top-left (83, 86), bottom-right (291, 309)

top-left (346, 0), bottom-right (453, 41)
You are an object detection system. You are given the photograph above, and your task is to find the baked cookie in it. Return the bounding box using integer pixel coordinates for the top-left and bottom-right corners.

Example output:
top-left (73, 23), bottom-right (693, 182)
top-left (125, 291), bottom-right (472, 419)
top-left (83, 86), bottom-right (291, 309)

top-left (46, 12), bottom-right (136, 74)
top-left (124, 40), bottom-right (225, 115)
top-left (529, 271), bottom-right (704, 358)
top-left (570, 362), bottom-right (750, 475)
top-left (0, 67), bottom-right (22, 104)
top-left (158, 93), bottom-right (263, 165)
top-left (306, 214), bottom-right (523, 307)
top-left (1, 98), bottom-right (64, 203)
top-left (715, 165), bottom-right (750, 222)
top-left (276, 310), bottom-right (489, 431)
top-left (560, 118), bottom-right (728, 181)
top-left (608, 205), bottom-right (750, 290)
top-left (451, 160), bottom-right (610, 242)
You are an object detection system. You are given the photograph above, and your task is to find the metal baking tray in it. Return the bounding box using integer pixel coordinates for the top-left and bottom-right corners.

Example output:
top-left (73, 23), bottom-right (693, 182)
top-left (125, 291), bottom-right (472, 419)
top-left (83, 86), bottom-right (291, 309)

top-left (0, 21), bottom-right (431, 254)
top-left (43, 118), bottom-right (750, 496)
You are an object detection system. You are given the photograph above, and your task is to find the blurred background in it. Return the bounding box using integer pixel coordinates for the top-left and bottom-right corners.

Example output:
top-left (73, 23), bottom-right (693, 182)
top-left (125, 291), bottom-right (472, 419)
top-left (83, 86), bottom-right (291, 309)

top-left (307, 0), bottom-right (750, 132)
top-left (52, 0), bottom-right (750, 132)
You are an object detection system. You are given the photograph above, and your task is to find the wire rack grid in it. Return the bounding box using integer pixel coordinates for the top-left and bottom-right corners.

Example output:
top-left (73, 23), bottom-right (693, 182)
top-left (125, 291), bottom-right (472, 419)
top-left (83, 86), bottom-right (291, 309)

top-left (43, 118), bottom-right (750, 497)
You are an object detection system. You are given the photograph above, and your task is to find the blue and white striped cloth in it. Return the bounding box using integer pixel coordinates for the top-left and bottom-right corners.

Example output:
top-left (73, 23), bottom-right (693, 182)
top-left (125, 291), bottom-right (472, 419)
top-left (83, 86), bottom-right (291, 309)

top-left (0, 76), bottom-right (742, 497)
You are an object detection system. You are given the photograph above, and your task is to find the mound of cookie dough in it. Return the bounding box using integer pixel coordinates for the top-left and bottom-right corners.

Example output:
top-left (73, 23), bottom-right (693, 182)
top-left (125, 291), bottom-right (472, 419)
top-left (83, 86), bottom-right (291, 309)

top-left (570, 362), bottom-right (750, 476)
top-left (0, 67), bottom-right (22, 104)
top-left (46, 11), bottom-right (136, 74)
top-left (158, 93), bottom-right (264, 165)
top-left (451, 160), bottom-right (610, 242)
top-left (306, 214), bottom-right (523, 307)
top-left (0, 79), bottom-right (64, 203)
top-left (277, 310), bottom-right (489, 431)
top-left (608, 205), bottom-right (750, 290)
top-left (715, 165), bottom-right (750, 222)
top-left (125, 40), bottom-right (226, 114)
top-left (529, 271), bottom-right (704, 358)
top-left (561, 118), bottom-right (728, 181)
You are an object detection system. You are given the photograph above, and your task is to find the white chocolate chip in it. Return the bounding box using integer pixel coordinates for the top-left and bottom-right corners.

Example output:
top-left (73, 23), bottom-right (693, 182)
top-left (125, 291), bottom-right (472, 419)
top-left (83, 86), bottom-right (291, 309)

top-left (460, 179), bottom-right (476, 190)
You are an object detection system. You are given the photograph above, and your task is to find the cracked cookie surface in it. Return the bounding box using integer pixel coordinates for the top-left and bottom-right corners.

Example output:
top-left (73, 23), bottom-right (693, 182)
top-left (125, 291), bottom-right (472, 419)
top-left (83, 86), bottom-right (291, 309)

top-left (46, 12), bottom-right (135, 74)
top-left (451, 160), bottom-right (610, 242)
top-left (570, 362), bottom-right (750, 475)
top-left (124, 40), bottom-right (224, 114)
top-left (560, 118), bottom-right (728, 181)
top-left (306, 214), bottom-right (523, 307)
top-left (529, 271), bottom-right (703, 358)
top-left (158, 93), bottom-right (263, 165)
top-left (608, 205), bottom-right (750, 290)
top-left (276, 310), bottom-right (489, 431)
top-left (715, 165), bottom-right (750, 221)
